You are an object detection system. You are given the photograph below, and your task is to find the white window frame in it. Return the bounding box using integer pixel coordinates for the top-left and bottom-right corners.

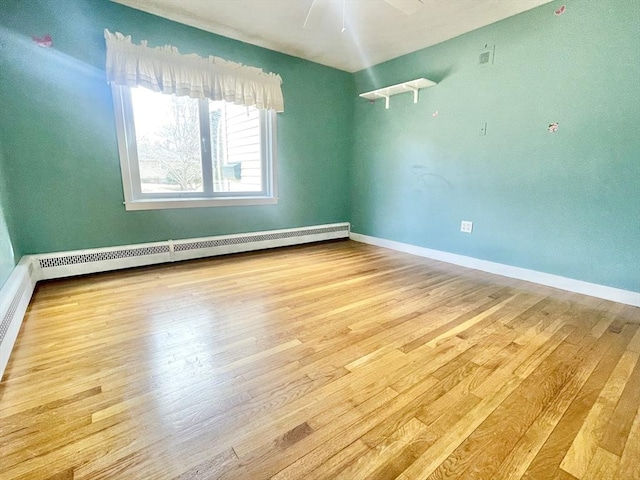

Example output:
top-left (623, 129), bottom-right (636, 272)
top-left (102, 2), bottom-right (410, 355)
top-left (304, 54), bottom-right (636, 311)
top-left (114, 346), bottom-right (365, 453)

top-left (111, 85), bottom-right (278, 210)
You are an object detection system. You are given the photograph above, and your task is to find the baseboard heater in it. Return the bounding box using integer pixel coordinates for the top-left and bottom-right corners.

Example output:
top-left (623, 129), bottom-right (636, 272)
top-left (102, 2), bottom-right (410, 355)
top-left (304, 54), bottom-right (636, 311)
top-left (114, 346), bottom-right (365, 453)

top-left (34, 223), bottom-right (350, 280)
top-left (0, 223), bottom-right (349, 378)
top-left (0, 258), bottom-right (38, 378)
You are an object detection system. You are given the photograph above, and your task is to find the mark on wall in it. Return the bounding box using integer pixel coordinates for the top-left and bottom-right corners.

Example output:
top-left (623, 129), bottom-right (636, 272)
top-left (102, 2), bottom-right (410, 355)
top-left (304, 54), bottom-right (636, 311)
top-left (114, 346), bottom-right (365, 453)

top-left (548, 122), bottom-right (559, 133)
top-left (32, 34), bottom-right (52, 48)
top-left (554, 5), bottom-right (566, 16)
top-left (432, 110), bottom-right (439, 117)
top-left (411, 165), bottom-right (451, 191)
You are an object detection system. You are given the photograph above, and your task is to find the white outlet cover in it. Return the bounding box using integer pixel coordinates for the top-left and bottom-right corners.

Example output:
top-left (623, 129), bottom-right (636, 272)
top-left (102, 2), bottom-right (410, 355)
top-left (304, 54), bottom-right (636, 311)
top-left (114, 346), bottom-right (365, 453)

top-left (461, 221), bottom-right (473, 233)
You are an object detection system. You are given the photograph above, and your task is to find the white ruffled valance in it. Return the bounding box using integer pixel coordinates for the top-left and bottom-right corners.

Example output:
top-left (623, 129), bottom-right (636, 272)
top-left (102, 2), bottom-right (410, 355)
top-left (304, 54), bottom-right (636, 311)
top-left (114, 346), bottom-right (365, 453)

top-left (104, 30), bottom-right (284, 112)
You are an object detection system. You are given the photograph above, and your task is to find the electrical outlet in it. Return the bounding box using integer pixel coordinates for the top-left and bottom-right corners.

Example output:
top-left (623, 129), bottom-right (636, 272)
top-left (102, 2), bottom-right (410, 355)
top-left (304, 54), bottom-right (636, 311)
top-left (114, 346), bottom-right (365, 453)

top-left (461, 221), bottom-right (473, 233)
top-left (479, 123), bottom-right (487, 136)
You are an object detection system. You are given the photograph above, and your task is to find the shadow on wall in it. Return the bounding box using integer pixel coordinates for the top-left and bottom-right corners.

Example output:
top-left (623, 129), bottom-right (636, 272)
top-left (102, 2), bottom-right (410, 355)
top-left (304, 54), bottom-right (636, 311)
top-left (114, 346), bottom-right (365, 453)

top-left (426, 67), bottom-right (454, 85)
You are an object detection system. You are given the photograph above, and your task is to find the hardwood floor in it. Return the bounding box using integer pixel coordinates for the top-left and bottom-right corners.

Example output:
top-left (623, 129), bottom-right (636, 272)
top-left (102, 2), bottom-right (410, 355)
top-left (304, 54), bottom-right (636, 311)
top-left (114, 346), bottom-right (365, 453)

top-left (1, 240), bottom-right (639, 479)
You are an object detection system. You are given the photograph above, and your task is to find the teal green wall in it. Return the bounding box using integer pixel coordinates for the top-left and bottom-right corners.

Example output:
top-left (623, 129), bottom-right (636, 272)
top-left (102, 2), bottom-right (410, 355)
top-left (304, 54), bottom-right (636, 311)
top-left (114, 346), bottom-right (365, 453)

top-left (0, 145), bottom-right (18, 288)
top-left (1, 0), bottom-right (637, 293)
top-left (351, 0), bottom-right (640, 291)
top-left (0, 0), bottom-right (353, 255)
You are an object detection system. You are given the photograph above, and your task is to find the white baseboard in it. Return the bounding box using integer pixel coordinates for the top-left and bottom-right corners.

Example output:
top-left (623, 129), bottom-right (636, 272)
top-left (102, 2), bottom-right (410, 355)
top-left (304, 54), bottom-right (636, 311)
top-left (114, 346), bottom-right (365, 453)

top-left (0, 223), bottom-right (350, 379)
top-left (0, 257), bottom-right (38, 380)
top-left (350, 232), bottom-right (640, 307)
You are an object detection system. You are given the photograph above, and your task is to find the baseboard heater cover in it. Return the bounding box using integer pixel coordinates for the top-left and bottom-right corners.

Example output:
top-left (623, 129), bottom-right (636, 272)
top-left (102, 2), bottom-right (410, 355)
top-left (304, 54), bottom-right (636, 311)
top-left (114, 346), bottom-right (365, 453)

top-left (34, 223), bottom-right (350, 280)
top-left (0, 258), bottom-right (38, 379)
top-left (36, 242), bottom-right (172, 280)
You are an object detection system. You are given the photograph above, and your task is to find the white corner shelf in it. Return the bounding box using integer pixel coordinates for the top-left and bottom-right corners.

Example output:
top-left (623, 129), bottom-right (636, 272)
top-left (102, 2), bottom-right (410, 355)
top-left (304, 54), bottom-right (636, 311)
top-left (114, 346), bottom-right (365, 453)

top-left (359, 78), bottom-right (436, 109)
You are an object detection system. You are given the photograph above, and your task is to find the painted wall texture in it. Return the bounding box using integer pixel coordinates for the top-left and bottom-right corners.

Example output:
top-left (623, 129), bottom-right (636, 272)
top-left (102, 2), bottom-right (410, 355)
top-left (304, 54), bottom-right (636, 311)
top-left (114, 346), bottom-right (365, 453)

top-left (351, 0), bottom-right (640, 291)
top-left (0, 0), bottom-right (353, 255)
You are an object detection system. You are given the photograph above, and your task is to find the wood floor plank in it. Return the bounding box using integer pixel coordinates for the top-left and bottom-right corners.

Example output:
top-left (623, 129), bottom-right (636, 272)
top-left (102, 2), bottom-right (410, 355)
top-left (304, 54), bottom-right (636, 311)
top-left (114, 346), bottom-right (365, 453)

top-left (598, 347), bottom-right (640, 457)
top-left (333, 417), bottom-right (428, 480)
top-left (360, 360), bottom-right (481, 449)
top-left (425, 338), bottom-right (584, 479)
top-left (523, 323), bottom-right (639, 480)
top-left (560, 348), bottom-right (639, 478)
top-left (298, 440), bottom-right (371, 480)
top-left (215, 387), bottom-right (401, 479)
top-left (368, 390), bottom-right (483, 480)
top-left (395, 375), bottom-right (525, 480)
top-left (1, 240), bottom-right (638, 479)
top-left (617, 403), bottom-right (640, 480)
top-left (172, 448), bottom-right (238, 480)
top-left (581, 446), bottom-right (621, 480)
top-left (494, 327), bottom-right (622, 480)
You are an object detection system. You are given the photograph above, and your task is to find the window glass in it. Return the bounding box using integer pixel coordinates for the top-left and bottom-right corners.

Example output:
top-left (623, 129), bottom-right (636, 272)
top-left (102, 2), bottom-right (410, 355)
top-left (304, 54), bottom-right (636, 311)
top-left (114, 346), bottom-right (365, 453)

top-left (131, 88), bottom-right (204, 194)
top-left (209, 101), bottom-right (263, 193)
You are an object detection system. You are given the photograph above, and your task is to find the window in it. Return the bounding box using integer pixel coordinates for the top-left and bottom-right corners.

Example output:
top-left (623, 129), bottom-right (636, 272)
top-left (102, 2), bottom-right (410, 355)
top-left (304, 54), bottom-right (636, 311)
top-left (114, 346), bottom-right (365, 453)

top-left (105, 30), bottom-right (283, 209)
top-left (112, 85), bottom-right (277, 210)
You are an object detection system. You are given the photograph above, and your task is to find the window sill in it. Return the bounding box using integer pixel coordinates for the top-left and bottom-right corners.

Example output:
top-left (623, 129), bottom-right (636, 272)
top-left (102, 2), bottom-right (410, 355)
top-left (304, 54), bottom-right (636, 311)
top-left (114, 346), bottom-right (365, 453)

top-left (124, 196), bottom-right (278, 211)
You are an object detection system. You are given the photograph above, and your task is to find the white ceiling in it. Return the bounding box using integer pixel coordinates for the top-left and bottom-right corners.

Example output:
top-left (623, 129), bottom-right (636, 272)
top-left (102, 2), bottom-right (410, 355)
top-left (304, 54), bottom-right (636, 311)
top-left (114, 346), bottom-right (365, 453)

top-left (111, 0), bottom-right (553, 73)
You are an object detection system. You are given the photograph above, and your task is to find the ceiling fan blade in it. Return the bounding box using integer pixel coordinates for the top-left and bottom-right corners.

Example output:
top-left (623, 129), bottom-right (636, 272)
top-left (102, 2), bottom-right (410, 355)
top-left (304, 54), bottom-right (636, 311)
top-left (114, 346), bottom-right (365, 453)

top-left (303, 0), bottom-right (330, 30)
top-left (383, 0), bottom-right (424, 16)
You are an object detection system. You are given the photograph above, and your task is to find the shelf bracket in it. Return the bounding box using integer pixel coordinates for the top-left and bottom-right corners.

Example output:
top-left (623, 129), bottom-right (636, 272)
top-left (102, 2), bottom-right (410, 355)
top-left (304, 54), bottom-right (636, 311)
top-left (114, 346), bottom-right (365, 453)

top-left (373, 92), bottom-right (390, 109)
top-left (406, 85), bottom-right (419, 104)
